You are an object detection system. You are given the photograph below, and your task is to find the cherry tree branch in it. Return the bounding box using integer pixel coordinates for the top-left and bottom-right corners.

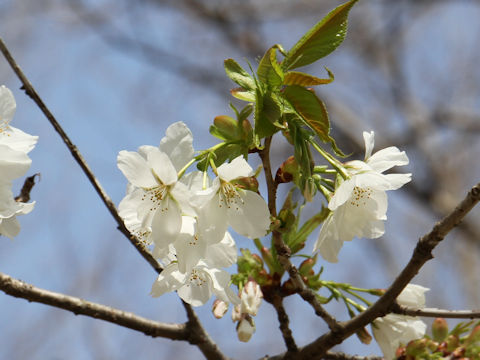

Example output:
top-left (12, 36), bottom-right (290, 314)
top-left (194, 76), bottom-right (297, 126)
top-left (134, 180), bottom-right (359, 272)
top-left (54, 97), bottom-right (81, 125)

top-left (282, 181), bottom-right (480, 359)
top-left (0, 272), bottom-right (187, 340)
top-left (258, 138), bottom-right (340, 332)
top-left (0, 37), bottom-right (162, 274)
top-left (0, 37), bottom-right (227, 360)
top-left (392, 304), bottom-right (480, 319)
top-left (264, 350), bottom-right (382, 360)
top-left (271, 293), bottom-right (298, 354)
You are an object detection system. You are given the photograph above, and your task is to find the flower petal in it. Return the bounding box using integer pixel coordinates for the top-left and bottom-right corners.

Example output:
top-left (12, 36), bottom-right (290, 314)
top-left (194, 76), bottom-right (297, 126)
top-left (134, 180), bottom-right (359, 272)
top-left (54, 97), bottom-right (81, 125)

top-left (363, 131), bottom-right (375, 160)
top-left (159, 122), bottom-right (194, 172)
top-left (206, 231), bottom-right (237, 268)
top-left (227, 190), bottom-right (270, 239)
top-left (328, 179), bottom-right (355, 210)
top-left (367, 146), bottom-right (409, 173)
top-left (0, 127), bottom-right (38, 153)
top-left (150, 263), bottom-right (185, 297)
top-left (150, 196), bottom-right (182, 247)
top-left (0, 85), bottom-right (16, 124)
top-left (117, 150), bottom-right (156, 188)
top-left (217, 156), bottom-right (253, 182)
top-left (146, 148), bottom-right (177, 186)
top-left (0, 144), bottom-right (32, 181)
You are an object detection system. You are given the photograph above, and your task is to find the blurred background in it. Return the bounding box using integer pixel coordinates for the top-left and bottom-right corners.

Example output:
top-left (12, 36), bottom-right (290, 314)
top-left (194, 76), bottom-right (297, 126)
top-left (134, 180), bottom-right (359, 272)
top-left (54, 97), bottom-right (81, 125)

top-left (1, 0), bottom-right (480, 358)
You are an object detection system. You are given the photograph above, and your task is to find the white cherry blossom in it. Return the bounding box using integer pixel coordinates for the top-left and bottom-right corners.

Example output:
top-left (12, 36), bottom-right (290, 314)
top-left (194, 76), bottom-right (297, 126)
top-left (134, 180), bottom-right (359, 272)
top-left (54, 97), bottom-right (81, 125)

top-left (193, 155), bottom-right (270, 243)
top-left (117, 122), bottom-right (195, 249)
top-left (372, 284), bottom-right (428, 360)
top-left (314, 131), bottom-right (411, 262)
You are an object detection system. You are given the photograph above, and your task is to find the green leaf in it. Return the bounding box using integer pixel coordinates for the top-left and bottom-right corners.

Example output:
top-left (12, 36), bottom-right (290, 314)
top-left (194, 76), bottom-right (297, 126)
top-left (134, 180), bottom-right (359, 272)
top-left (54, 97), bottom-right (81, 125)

top-left (284, 67), bottom-right (334, 86)
top-left (283, 0), bottom-right (358, 70)
top-left (254, 89), bottom-right (279, 139)
top-left (283, 85), bottom-right (330, 142)
top-left (230, 87), bottom-right (256, 102)
top-left (257, 46), bottom-right (284, 87)
top-left (224, 59), bottom-right (256, 90)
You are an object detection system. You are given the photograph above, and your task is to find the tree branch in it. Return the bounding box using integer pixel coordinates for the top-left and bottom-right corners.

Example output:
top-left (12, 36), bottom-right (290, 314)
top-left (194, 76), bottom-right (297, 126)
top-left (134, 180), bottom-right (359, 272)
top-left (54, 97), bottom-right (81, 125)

top-left (392, 303), bottom-right (480, 319)
top-left (0, 36), bottom-right (162, 274)
top-left (14, 173), bottom-right (40, 203)
top-left (0, 272), bottom-right (187, 340)
top-left (182, 301), bottom-right (231, 360)
top-left (272, 293), bottom-right (298, 354)
top-left (288, 181), bottom-right (480, 359)
top-left (258, 138), bottom-right (340, 332)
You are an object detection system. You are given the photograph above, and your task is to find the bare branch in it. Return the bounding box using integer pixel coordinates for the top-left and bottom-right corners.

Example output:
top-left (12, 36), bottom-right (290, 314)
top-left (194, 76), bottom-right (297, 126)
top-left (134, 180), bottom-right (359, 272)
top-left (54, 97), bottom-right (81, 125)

top-left (288, 181), bottom-right (480, 359)
top-left (263, 350), bottom-right (382, 360)
top-left (182, 301), bottom-right (231, 360)
top-left (0, 36), bottom-right (162, 274)
top-left (392, 304), bottom-right (480, 319)
top-left (271, 293), bottom-right (298, 354)
top-left (258, 138), bottom-right (340, 332)
top-left (0, 272), bottom-right (187, 340)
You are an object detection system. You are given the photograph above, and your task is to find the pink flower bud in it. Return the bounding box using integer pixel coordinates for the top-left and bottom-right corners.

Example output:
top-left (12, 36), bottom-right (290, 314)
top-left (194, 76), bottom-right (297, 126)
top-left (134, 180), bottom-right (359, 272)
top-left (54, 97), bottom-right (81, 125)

top-left (231, 304), bottom-right (242, 322)
top-left (212, 299), bottom-right (229, 319)
top-left (241, 280), bottom-right (263, 316)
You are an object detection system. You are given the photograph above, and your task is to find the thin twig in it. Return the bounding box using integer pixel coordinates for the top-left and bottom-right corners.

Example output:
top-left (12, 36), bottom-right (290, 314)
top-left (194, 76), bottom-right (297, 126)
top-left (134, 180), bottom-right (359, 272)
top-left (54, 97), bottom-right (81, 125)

top-left (182, 301), bottom-right (231, 360)
top-left (286, 181), bottom-right (480, 359)
top-left (0, 272), bottom-right (187, 340)
top-left (258, 138), bottom-right (340, 332)
top-left (272, 293), bottom-right (298, 354)
top-left (392, 304), bottom-right (480, 319)
top-left (263, 350), bottom-right (382, 360)
top-left (0, 36), bottom-right (161, 274)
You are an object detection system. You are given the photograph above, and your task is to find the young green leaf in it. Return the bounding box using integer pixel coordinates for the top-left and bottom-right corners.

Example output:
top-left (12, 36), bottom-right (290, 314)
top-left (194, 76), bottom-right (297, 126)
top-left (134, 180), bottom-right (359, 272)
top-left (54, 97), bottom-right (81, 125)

top-left (224, 58), bottom-right (256, 90)
top-left (283, 67), bottom-right (334, 86)
top-left (282, 0), bottom-right (358, 70)
top-left (230, 87), bottom-right (256, 102)
top-left (254, 89), bottom-right (280, 139)
top-left (283, 85), bottom-right (330, 142)
top-left (257, 46), bottom-right (284, 87)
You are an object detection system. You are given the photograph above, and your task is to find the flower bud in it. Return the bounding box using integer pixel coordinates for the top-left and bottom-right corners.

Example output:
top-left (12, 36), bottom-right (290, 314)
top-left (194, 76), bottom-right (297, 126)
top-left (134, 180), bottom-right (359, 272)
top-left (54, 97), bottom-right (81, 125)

top-left (465, 324), bottom-right (480, 346)
top-left (231, 304), bottom-right (242, 322)
top-left (275, 156), bottom-right (298, 184)
top-left (241, 280), bottom-right (263, 316)
top-left (232, 176), bottom-right (259, 192)
top-left (446, 334), bottom-right (460, 351)
top-left (213, 115), bottom-right (239, 140)
top-left (236, 315), bottom-right (255, 342)
top-left (299, 258), bottom-right (316, 277)
top-left (405, 338), bottom-right (428, 357)
top-left (212, 299), bottom-right (229, 319)
top-left (432, 318), bottom-right (448, 342)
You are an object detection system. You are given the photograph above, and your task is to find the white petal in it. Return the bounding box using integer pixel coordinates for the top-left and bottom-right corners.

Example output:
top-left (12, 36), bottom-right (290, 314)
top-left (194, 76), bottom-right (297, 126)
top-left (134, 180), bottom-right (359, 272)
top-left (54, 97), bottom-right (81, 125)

top-left (150, 197), bottom-right (182, 247)
top-left (117, 150), bottom-right (156, 188)
top-left (150, 263), bottom-right (185, 297)
top-left (227, 190), bottom-right (270, 239)
top-left (217, 156), bottom-right (253, 182)
top-left (209, 268), bottom-right (240, 305)
top-left (397, 284), bottom-right (428, 308)
top-left (363, 131), bottom-right (375, 160)
top-left (146, 148), bottom-right (177, 186)
top-left (0, 144), bottom-right (31, 181)
top-left (174, 218), bottom-right (207, 273)
top-left (197, 195), bottom-right (229, 244)
top-left (206, 231), bottom-right (238, 268)
top-left (0, 85), bottom-right (16, 124)
top-left (367, 146), bottom-right (409, 173)
top-left (170, 182), bottom-right (196, 216)
top-left (177, 267), bottom-right (213, 306)
top-left (180, 171), bottom-right (206, 192)
top-left (159, 122), bottom-right (194, 172)
top-left (314, 214), bottom-right (343, 263)
top-left (0, 216), bottom-right (20, 239)
top-left (328, 179), bottom-right (355, 210)
top-left (0, 127), bottom-right (38, 153)
top-left (190, 178), bottom-right (220, 208)
top-left (383, 173), bottom-right (412, 190)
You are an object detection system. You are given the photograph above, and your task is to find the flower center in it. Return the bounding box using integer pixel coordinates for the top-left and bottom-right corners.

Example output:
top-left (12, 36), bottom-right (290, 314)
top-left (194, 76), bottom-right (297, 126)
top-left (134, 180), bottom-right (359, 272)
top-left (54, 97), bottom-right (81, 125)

top-left (349, 186), bottom-right (373, 207)
top-left (0, 118), bottom-right (10, 137)
top-left (142, 185), bottom-right (170, 212)
top-left (187, 269), bottom-right (207, 287)
top-left (219, 181), bottom-right (243, 211)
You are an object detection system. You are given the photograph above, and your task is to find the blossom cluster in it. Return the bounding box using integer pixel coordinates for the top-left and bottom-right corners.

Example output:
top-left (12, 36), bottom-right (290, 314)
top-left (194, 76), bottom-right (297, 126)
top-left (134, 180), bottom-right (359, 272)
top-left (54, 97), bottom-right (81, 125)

top-left (0, 85), bottom-right (38, 239)
top-left (314, 131), bottom-right (411, 262)
top-left (117, 122), bottom-right (271, 306)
